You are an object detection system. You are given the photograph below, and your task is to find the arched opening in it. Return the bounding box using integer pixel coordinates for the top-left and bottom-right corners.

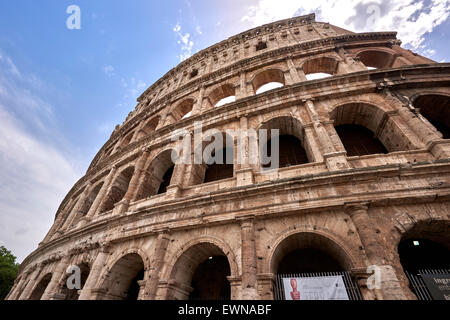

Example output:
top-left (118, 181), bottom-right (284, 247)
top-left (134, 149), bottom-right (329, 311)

top-left (172, 99), bottom-right (194, 122)
top-left (191, 133), bottom-right (234, 185)
top-left (189, 256), bottom-right (231, 300)
top-left (29, 273), bottom-right (52, 300)
top-left (169, 243), bottom-right (231, 300)
top-left (137, 116), bottom-right (160, 140)
top-left (135, 150), bottom-right (175, 200)
top-left (302, 57), bottom-right (338, 81)
top-left (330, 102), bottom-right (409, 154)
top-left (397, 221), bottom-right (450, 300)
top-left (255, 41), bottom-right (267, 51)
top-left (413, 94), bottom-right (450, 139)
top-left (208, 84), bottom-right (236, 108)
top-left (101, 166), bottom-right (134, 212)
top-left (98, 253), bottom-right (145, 300)
top-left (357, 50), bottom-right (393, 69)
top-left (59, 195), bottom-right (81, 230)
top-left (278, 248), bottom-right (343, 274)
top-left (118, 131), bottom-right (134, 150)
top-left (399, 239), bottom-right (450, 273)
top-left (204, 146), bottom-right (234, 183)
top-left (78, 182), bottom-right (104, 217)
top-left (157, 165), bottom-right (174, 194)
top-left (259, 116), bottom-right (311, 169)
top-left (252, 69), bottom-right (285, 95)
top-left (61, 263), bottom-right (90, 300)
top-left (271, 232), bottom-right (361, 300)
top-left (263, 135), bottom-right (309, 169)
top-left (335, 124), bottom-right (388, 156)
top-left (271, 233), bottom-right (352, 275)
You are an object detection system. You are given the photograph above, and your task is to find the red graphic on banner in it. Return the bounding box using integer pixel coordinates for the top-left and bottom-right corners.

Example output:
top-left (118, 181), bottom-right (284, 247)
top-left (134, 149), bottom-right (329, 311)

top-left (290, 279), bottom-right (301, 300)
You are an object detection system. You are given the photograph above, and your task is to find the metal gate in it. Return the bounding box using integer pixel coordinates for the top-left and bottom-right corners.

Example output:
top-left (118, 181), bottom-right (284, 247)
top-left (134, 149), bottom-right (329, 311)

top-left (405, 268), bottom-right (450, 300)
top-left (274, 271), bottom-right (363, 300)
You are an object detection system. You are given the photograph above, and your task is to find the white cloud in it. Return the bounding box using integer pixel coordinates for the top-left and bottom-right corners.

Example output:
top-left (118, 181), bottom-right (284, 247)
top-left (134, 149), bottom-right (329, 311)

top-left (0, 53), bottom-right (80, 262)
top-left (6, 56), bottom-right (21, 78)
top-left (102, 64), bottom-right (115, 77)
top-left (0, 53), bottom-right (21, 78)
top-left (422, 48), bottom-right (436, 57)
top-left (0, 106), bottom-right (78, 261)
top-left (173, 23), bottom-right (181, 33)
top-left (173, 22), bottom-right (195, 62)
top-left (241, 0), bottom-right (450, 52)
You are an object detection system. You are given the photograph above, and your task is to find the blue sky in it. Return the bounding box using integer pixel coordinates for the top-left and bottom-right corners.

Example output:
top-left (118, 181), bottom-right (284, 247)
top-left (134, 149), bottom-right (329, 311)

top-left (0, 0), bottom-right (448, 262)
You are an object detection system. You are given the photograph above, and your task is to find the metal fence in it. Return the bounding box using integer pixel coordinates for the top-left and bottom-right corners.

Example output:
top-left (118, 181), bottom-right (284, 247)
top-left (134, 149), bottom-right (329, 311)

top-left (274, 271), bottom-right (363, 300)
top-left (405, 269), bottom-right (450, 300)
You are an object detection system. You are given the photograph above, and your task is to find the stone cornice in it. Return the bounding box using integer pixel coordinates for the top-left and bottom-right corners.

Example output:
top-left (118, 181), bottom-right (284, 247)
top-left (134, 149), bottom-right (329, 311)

top-left (54, 63), bottom-right (450, 221)
top-left (137, 13), bottom-right (317, 101)
top-left (93, 63), bottom-right (450, 171)
top-left (86, 32), bottom-right (399, 174)
top-left (104, 33), bottom-right (398, 152)
top-left (20, 158), bottom-right (450, 271)
top-left (135, 32), bottom-right (397, 114)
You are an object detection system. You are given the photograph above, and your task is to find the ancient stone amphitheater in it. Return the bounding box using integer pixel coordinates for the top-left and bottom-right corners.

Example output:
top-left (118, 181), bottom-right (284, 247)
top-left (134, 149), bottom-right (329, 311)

top-left (7, 13), bottom-right (450, 301)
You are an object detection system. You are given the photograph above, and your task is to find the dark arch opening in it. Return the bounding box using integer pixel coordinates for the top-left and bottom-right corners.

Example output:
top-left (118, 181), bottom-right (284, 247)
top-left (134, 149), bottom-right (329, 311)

top-left (61, 263), bottom-right (90, 300)
top-left (29, 273), bottom-right (52, 300)
top-left (263, 135), bottom-right (309, 169)
top-left (270, 233), bottom-right (362, 300)
top-left (169, 243), bottom-right (232, 300)
top-left (78, 182), bottom-right (103, 219)
top-left (278, 248), bottom-right (344, 274)
top-left (398, 238), bottom-right (450, 300)
top-left (98, 253), bottom-right (145, 300)
top-left (189, 256), bottom-right (231, 300)
top-left (335, 124), bottom-right (388, 157)
top-left (271, 233), bottom-right (353, 275)
top-left (204, 147), bottom-right (234, 183)
top-left (101, 167), bottom-right (134, 212)
top-left (414, 95), bottom-right (450, 139)
top-left (126, 268), bottom-right (145, 300)
top-left (399, 239), bottom-right (450, 273)
top-left (157, 165), bottom-right (175, 194)
top-left (397, 221), bottom-right (450, 300)
top-left (136, 150), bottom-right (176, 200)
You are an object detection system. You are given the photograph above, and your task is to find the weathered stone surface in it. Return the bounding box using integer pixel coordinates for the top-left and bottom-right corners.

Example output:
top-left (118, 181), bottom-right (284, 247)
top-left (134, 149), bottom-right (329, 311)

top-left (7, 13), bottom-right (450, 301)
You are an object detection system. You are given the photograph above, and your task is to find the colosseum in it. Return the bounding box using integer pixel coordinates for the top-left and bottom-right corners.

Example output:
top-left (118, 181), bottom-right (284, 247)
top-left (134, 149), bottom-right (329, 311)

top-left (6, 13), bottom-right (450, 301)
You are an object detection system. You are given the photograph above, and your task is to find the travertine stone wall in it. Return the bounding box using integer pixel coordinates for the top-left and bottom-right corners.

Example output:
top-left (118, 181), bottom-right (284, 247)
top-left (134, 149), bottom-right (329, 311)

top-left (8, 13), bottom-right (450, 301)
